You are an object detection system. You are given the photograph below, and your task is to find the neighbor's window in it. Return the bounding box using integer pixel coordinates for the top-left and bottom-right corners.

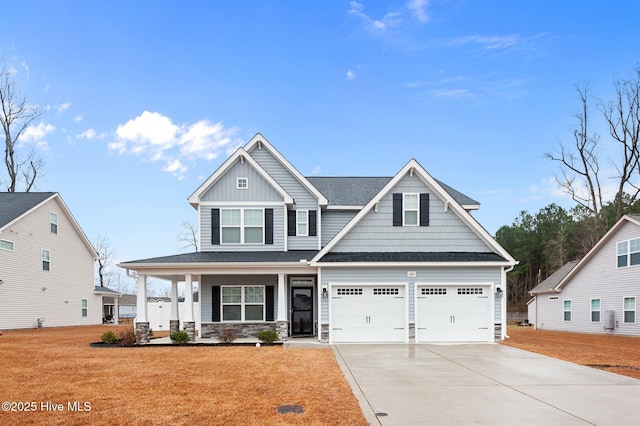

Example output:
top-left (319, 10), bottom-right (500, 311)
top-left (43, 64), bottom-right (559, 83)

top-left (297, 210), bottom-right (308, 236)
top-left (81, 299), bottom-right (88, 317)
top-left (563, 300), bottom-right (572, 321)
top-left (617, 238), bottom-right (640, 268)
top-left (403, 193), bottom-right (419, 226)
top-left (50, 212), bottom-right (58, 234)
top-left (221, 286), bottom-right (264, 321)
top-left (591, 298), bottom-right (601, 322)
top-left (237, 177), bottom-right (248, 189)
top-left (42, 250), bottom-right (50, 271)
top-left (221, 209), bottom-right (263, 244)
top-left (0, 239), bottom-right (14, 251)
top-left (624, 297), bottom-right (636, 324)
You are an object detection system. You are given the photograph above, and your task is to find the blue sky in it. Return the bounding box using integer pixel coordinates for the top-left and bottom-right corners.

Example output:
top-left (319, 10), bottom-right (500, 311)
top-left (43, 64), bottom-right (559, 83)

top-left (3, 1), bottom-right (640, 292)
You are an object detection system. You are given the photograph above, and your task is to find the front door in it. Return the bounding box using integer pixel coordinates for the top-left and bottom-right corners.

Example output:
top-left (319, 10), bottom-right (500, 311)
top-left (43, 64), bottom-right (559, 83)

top-left (291, 287), bottom-right (313, 336)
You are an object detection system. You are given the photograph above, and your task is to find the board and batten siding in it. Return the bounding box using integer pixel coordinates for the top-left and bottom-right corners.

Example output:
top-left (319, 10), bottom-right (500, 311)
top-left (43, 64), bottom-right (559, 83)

top-left (248, 145), bottom-right (320, 250)
top-left (199, 159), bottom-right (283, 203)
top-left (0, 197), bottom-right (100, 329)
top-left (534, 220), bottom-right (640, 336)
top-left (319, 266), bottom-right (501, 324)
top-left (331, 174), bottom-right (490, 253)
top-left (199, 205), bottom-right (285, 252)
top-left (321, 210), bottom-right (357, 247)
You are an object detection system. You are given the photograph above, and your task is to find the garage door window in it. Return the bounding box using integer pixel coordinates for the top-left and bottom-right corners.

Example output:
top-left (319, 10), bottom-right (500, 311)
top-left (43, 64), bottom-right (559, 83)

top-left (222, 286), bottom-right (264, 321)
top-left (374, 288), bottom-right (399, 295)
top-left (422, 288), bottom-right (447, 295)
top-left (458, 288), bottom-right (483, 295)
top-left (337, 288), bottom-right (362, 295)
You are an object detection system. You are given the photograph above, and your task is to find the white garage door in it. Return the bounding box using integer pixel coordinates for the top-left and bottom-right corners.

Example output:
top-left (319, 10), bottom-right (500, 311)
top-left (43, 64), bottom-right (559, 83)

top-left (331, 285), bottom-right (406, 343)
top-left (416, 285), bottom-right (492, 342)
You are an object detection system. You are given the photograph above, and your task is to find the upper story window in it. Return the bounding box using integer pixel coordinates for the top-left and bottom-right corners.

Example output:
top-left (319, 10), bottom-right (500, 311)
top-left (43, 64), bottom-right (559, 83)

top-left (221, 208), bottom-right (263, 244)
top-left (297, 210), bottom-right (308, 236)
top-left (403, 193), bottom-right (419, 226)
top-left (0, 239), bottom-right (14, 251)
top-left (393, 193), bottom-right (429, 227)
top-left (50, 212), bottom-right (58, 234)
top-left (236, 177), bottom-right (248, 189)
top-left (42, 249), bottom-right (51, 271)
top-left (617, 238), bottom-right (640, 267)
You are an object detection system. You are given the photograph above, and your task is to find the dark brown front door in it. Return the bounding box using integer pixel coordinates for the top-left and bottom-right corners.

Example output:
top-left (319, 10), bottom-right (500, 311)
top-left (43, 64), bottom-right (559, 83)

top-left (291, 287), bottom-right (313, 336)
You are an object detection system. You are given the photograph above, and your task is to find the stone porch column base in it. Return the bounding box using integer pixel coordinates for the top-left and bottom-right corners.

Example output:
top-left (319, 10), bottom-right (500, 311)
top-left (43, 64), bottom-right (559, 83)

top-left (169, 320), bottom-right (180, 335)
top-left (135, 322), bottom-right (150, 344)
top-left (275, 321), bottom-right (288, 340)
top-left (184, 321), bottom-right (196, 342)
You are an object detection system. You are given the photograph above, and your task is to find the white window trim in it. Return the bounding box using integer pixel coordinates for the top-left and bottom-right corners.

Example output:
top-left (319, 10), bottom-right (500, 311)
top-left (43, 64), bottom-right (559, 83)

top-left (42, 249), bottom-right (51, 271)
top-left (0, 239), bottom-right (14, 251)
top-left (403, 193), bottom-right (419, 226)
top-left (236, 177), bottom-right (248, 190)
top-left (81, 299), bottom-right (88, 318)
top-left (221, 285), bottom-right (265, 322)
top-left (50, 212), bottom-right (58, 234)
top-left (616, 238), bottom-right (640, 268)
top-left (297, 210), bottom-right (309, 236)
top-left (623, 296), bottom-right (636, 324)
top-left (563, 299), bottom-right (572, 322)
top-left (220, 208), bottom-right (264, 245)
top-left (590, 298), bottom-right (601, 323)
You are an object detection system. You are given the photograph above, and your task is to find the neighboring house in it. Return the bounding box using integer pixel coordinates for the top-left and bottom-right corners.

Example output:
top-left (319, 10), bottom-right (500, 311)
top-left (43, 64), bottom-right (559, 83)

top-left (119, 134), bottom-right (516, 343)
top-left (529, 214), bottom-right (640, 336)
top-left (94, 285), bottom-right (122, 323)
top-left (0, 192), bottom-right (100, 329)
top-left (118, 294), bottom-right (137, 319)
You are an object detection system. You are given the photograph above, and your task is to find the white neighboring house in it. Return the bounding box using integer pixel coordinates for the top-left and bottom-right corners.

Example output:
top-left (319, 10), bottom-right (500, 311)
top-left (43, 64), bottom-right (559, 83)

top-left (0, 192), bottom-right (100, 329)
top-left (529, 214), bottom-right (640, 336)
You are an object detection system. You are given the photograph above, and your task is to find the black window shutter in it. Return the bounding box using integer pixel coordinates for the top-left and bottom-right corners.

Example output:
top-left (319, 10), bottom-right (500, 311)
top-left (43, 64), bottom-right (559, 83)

top-left (265, 286), bottom-right (275, 322)
top-left (212, 286), bottom-right (221, 322)
top-left (420, 193), bottom-right (430, 226)
top-left (211, 209), bottom-right (220, 245)
top-left (309, 210), bottom-right (317, 236)
top-left (265, 208), bottom-right (274, 244)
top-left (392, 193), bottom-right (403, 226)
top-left (287, 210), bottom-right (297, 236)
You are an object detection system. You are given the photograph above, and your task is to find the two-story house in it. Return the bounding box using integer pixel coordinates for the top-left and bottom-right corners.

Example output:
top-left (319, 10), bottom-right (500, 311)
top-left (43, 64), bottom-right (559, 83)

top-left (120, 134), bottom-right (516, 343)
top-left (0, 192), bottom-right (100, 329)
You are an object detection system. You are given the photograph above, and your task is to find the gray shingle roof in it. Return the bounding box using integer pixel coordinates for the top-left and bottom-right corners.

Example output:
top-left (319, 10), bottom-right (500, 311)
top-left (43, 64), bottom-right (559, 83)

top-left (305, 176), bottom-right (479, 207)
top-left (0, 192), bottom-right (56, 228)
top-left (318, 252), bottom-right (506, 263)
top-left (529, 260), bottom-right (580, 294)
top-left (122, 250), bottom-right (320, 264)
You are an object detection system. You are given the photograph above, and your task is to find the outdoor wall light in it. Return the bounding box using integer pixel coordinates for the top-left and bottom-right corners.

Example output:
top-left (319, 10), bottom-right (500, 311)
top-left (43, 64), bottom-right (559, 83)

top-left (496, 288), bottom-right (503, 298)
top-left (0, 278), bottom-right (4, 285)
top-left (321, 285), bottom-right (328, 297)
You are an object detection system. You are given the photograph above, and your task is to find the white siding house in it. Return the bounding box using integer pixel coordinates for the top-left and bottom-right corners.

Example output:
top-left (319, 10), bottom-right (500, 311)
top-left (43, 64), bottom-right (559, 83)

top-left (529, 215), bottom-right (640, 336)
top-left (0, 192), bottom-right (100, 329)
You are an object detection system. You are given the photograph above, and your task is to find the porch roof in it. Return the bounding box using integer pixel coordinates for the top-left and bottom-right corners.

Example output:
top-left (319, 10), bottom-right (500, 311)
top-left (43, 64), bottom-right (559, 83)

top-left (316, 251), bottom-right (507, 263)
top-left (121, 250), bottom-right (320, 265)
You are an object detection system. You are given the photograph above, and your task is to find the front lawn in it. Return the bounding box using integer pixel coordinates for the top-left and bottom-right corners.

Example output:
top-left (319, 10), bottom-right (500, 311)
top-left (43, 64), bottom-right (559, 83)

top-left (0, 325), bottom-right (367, 425)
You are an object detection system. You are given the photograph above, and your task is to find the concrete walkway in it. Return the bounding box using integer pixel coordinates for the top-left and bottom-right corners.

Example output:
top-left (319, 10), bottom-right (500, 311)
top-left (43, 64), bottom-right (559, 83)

top-left (333, 343), bottom-right (640, 425)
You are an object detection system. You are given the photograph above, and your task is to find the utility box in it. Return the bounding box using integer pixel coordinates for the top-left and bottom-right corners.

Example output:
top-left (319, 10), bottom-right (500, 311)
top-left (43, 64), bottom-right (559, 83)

top-left (604, 310), bottom-right (615, 331)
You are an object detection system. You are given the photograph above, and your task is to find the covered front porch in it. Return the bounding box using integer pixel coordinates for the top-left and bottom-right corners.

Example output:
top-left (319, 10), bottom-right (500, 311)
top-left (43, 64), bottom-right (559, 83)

top-left (118, 251), bottom-right (320, 344)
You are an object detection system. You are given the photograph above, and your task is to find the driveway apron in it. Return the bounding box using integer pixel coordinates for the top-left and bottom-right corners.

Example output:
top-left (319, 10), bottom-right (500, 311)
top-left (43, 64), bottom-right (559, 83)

top-left (333, 343), bottom-right (640, 425)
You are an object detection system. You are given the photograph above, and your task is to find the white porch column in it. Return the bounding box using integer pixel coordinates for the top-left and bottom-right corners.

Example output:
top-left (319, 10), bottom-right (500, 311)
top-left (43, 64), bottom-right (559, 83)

top-left (170, 280), bottom-right (179, 321)
top-left (277, 273), bottom-right (287, 321)
top-left (136, 274), bottom-right (148, 323)
top-left (113, 296), bottom-right (119, 325)
top-left (184, 275), bottom-right (194, 322)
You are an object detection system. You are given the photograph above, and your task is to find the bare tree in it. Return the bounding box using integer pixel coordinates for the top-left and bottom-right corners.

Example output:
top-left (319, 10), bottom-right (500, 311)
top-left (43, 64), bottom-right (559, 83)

top-left (94, 235), bottom-right (115, 288)
top-left (0, 60), bottom-right (45, 192)
top-left (178, 220), bottom-right (198, 251)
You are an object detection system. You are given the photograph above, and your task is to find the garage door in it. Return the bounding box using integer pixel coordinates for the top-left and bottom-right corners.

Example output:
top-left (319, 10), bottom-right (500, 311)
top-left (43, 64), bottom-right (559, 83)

top-left (416, 285), bottom-right (492, 342)
top-left (331, 285), bottom-right (406, 343)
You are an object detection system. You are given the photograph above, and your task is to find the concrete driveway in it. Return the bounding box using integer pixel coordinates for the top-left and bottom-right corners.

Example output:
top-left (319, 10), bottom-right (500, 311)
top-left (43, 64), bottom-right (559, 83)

top-left (333, 343), bottom-right (640, 425)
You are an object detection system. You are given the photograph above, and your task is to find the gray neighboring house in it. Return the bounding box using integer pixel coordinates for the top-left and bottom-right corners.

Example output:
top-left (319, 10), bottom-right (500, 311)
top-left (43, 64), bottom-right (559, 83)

top-left (94, 286), bottom-right (122, 323)
top-left (529, 214), bottom-right (640, 336)
top-left (119, 134), bottom-right (516, 343)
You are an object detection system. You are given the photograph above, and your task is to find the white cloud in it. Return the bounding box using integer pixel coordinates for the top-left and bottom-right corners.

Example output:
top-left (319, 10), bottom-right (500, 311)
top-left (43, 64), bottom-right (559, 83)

top-left (57, 102), bottom-right (71, 114)
top-left (78, 128), bottom-right (107, 140)
top-left (430, 88), bottom-right (473, 99)
top-left (445, 34), bottom-right (521, 52)
top-left (311, 166), bottom-right (322, 175)
top-left (73, 115), bottom-right (84, 123)
top-left (20, 62), bottom-right (30, 79)
top-left (346, 69), bottom-right (357, 80)
top-left (108, 111), bottom-right (242, 178)
top-left (348, 1), bottom-right (402, 33)
top-left (407, 0), bottom-right (429, 23)
top-left (20, 122), bottom-right (55, 150)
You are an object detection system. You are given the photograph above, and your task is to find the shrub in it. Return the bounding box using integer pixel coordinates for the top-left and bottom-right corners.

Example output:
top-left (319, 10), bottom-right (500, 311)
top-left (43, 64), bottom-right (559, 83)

top-left (100, 330), bottom-right (119, 344)
top-left (257, 329), bottom-right (279, 344)
top-left (170, 331), bottom-right (190, 345)
top-left (218, 327), bottom-right (238, 343)
top-left (118, 328), bottom-right (137, 345)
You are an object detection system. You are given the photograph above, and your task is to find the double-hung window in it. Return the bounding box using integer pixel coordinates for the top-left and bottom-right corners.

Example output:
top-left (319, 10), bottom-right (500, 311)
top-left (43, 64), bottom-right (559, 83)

top-left (591, 298), bottom-right (601, 322)
top-left (221, 208), bottom-right (263, 244)
top-left (624, 297), bottom-right (636, 323)
top-left (297, 210), bottom-right (308, 236)
top-left (50, 212), bottom-right (58, 234)
top-left (81, 299), bottom-right (88, 317)
top-left (403, 193), bottom-right (419, 226)
top-left (42, 250), bottom-right (51, 271)
top-left (617, 238), bottom-right (640, 267)
top-left (563, 300), bottom-right (572, 321)
top-left (222, 286), bottom-right (265, 321)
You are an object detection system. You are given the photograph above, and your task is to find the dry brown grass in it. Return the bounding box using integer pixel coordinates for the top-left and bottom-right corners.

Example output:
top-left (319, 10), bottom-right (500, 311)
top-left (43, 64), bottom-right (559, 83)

top-left (502, 326), bottom-right (640, 379)
top-left (0, 325), bottom-right (367, 426)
